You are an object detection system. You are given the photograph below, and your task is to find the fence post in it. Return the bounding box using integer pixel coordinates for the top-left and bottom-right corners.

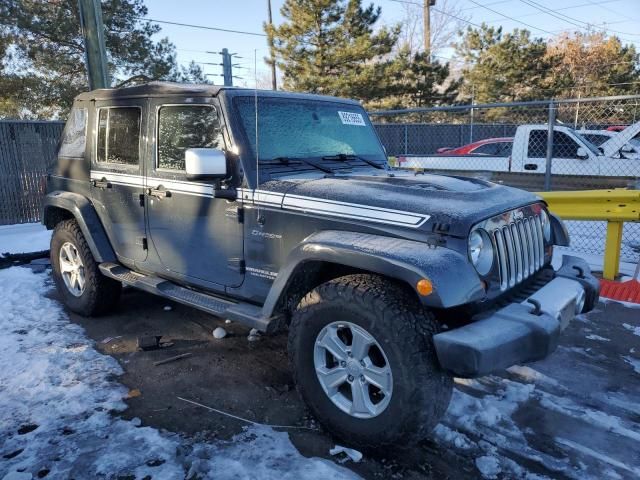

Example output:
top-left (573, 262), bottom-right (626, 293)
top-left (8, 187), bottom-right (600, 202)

top-left (544, 101), bottom-right (556, 191)
top-left (604, 221), bottom-right (623, 280)
top-left (404, 124), bottom-right (408, 155)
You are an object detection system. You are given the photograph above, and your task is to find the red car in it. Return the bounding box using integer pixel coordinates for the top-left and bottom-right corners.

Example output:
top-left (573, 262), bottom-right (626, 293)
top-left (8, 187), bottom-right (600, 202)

top-left (437, 137), bottom-right (513, 157)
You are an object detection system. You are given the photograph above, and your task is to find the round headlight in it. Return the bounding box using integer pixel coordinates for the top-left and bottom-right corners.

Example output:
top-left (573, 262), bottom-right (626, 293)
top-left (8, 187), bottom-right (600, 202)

top-left (468, 229), bottom-right (494, 276)
top-left (540, 209), bottom-right (552, 242)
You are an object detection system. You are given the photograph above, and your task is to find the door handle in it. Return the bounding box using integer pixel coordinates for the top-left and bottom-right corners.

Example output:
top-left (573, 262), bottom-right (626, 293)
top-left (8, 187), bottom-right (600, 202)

top-left (524, 163), bottom-right (538, 171)
top-left (148, 185), bottom-right (171, 199)
top-left (92, 178), bottom-right (112, 189)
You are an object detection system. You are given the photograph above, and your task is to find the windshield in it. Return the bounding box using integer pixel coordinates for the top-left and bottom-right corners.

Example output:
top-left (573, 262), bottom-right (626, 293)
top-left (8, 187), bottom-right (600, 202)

top-left (573, 130), bottom-right (601, 156)
top-left (233, 96), bottom-right (386, 165)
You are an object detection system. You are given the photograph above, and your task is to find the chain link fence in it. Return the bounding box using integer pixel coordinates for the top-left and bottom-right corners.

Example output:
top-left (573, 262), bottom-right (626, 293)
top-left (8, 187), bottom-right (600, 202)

top-left (0, 121), bottom-right (64, 225)
top-left (372, 94), bottom-right (640, 266)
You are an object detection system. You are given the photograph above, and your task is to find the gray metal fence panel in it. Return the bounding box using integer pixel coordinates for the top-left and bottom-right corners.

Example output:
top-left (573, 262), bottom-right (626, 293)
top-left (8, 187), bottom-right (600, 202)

top-left (0, 121), bottom-right (64, 225)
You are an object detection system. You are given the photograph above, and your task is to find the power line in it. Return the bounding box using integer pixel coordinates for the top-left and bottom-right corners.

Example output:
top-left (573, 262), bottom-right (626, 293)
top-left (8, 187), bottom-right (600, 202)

top-left (133, 16), bottom-right (267, 37)
top-left (519, 0), bottom-right (640, 39)
top-left (466, 0), bottom-right (556, 35)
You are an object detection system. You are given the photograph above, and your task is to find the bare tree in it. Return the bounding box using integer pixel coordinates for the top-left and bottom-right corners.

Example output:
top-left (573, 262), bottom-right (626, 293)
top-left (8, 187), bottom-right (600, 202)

top-left (396, 0), bottom-right (470, 57)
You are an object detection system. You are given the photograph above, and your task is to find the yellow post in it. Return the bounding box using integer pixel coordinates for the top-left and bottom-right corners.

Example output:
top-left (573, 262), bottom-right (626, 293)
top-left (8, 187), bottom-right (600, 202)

top-left (603, 221), bottom-right (624, 280)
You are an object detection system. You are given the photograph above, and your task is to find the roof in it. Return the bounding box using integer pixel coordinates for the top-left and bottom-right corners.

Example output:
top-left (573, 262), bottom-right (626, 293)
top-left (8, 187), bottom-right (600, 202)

top-left (471, 137), bottom-right (513, 144)
top-left (75, 82), bottom-right (224, 101)
top-left (74, 81), bottom-right (360, 105)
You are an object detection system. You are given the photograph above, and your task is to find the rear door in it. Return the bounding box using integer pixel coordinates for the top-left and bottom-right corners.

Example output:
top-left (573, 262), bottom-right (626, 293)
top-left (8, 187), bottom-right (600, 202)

top-left (90, 101), bottom-right (147, 263)
top-left (145, 98), bottom-right (244, 288)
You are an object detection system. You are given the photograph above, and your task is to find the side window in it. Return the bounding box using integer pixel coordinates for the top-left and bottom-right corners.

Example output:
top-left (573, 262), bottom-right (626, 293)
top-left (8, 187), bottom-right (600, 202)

top-left (527, 130), bottom-right (547, 157)
top-left (59, 108), bottom-right (87, 158)
top-left (96, 107), bottom-right (141, 165)
top-left (553, 132), bottom-right (579, 159)
top-left (496, 142), bottom-right (512, 157)
top-left (157, 105), bottom-right (222, 171)
top-left (472, 143), bottom-right (498, 155)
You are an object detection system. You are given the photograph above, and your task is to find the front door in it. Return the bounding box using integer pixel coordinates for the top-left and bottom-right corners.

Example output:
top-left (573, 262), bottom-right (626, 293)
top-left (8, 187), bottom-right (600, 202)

top-left (525, 129), bottom-right (600, 175)
top-left (145, 99), bottom-right (244, 288)
top-left (90, 101), bottom-right (147, 264)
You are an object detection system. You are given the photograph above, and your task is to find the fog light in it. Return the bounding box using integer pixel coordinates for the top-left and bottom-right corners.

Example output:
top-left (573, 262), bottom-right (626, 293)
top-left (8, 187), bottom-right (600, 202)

top-left (416, 278), bottom-right (433, 296)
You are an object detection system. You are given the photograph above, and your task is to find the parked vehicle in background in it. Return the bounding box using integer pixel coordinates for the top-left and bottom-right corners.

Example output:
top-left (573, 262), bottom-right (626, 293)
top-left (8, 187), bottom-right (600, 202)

top-left (42, 83), bottom-right (598, 449)
top-left (397, 123), bottom-right (640, 176)
top-left (436, 137), bottom-right (513, 156)
top-left (579, 130), bottom-right (640, 160)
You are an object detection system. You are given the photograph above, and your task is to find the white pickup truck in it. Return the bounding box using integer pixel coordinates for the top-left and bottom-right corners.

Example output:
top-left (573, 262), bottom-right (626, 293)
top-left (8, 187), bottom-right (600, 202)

top-left (396, 123), bottom-right (640, 177)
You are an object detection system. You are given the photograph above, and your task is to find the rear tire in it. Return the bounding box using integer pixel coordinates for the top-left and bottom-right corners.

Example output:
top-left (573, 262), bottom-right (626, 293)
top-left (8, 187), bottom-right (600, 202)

top-left (288, 274), bottom-right (453, 449)
top-left (51, 219), bottom-right (121, 316)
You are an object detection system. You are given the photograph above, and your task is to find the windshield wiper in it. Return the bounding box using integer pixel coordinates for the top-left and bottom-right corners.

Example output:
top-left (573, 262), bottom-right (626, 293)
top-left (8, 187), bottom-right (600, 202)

top-left (262, 156), bottom-right (334, 174)
top-left (321, 153), bottom-right (384, 169)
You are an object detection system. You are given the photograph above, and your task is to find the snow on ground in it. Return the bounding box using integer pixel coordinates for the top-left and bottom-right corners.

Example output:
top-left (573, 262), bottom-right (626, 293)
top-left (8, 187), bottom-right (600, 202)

top-left (0, 223), bottom-right (51, 257)
top-left (434, 301), bottom-right (640, 480)
top-left (0, 267), bottom-right (358, 480)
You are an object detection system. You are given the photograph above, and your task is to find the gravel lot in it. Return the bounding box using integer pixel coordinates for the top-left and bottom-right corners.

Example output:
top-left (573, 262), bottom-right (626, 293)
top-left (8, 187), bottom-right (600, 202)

top-left (1, 264), bottom-right (639, 479)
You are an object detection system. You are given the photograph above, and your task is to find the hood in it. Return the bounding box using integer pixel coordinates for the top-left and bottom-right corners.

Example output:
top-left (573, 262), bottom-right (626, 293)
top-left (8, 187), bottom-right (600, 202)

top-left (260, 172), bottom-right (540, 237)
top-left (600, 119), bottom-right (640, 157)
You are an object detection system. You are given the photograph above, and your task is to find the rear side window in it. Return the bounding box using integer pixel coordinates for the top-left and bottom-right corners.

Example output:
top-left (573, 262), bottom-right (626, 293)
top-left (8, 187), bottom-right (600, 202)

top-left (527, 130), bottom-right (547, 157)
top-left (157, 105), bottom-right (222, 171)
top-left (96, 107), bottom-right (141, 165)
top-left (59, 108), bottom-right (87, 158)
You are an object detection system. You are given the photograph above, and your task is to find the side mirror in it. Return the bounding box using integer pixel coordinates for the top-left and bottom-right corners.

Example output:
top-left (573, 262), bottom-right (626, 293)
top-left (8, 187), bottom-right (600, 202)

top-left (576, 147), bottom-right (589, 159)
top-left (185, 148), bottom-right (227, 180)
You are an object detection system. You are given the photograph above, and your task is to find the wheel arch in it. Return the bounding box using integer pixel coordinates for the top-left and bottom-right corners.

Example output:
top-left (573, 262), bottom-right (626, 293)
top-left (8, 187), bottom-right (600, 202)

top-left (262, 230), bottom-right (486, 318)
top-left (42, 191), bottom-right (116, 263)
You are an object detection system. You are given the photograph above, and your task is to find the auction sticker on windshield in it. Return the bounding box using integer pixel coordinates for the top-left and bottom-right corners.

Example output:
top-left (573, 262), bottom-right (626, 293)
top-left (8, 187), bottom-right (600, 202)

top-left (338, 111), bottom-right (366, 126)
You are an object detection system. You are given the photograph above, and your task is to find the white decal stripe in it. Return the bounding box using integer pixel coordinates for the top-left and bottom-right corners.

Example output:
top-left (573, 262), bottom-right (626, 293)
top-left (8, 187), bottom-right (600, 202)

top-left (90, 171), bottom-right (143, 186)
top-left (283, 197), bottom-right (427, 227)
top-left (87, 177), bottom-right (429, 228)
top-left (148, 179), bottom-right (212, 196)
top-left (90, 171), bottom-right (213, 197)
top-left (284, 193), bottom-right (424, 217)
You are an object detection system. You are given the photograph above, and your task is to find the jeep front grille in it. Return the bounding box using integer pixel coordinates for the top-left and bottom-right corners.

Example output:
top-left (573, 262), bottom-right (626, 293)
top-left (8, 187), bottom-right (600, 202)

top-left (492, 214), bottom-right (545, 291)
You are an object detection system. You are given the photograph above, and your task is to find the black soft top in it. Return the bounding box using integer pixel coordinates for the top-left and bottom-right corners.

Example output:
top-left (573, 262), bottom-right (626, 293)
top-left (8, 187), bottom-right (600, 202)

top-left (75, 81), bottom-right (360, 105)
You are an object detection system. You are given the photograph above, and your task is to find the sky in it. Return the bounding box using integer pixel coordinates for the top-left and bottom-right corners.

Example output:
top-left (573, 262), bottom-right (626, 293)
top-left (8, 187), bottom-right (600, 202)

top-left (144, 0), bottom-right (640, 86)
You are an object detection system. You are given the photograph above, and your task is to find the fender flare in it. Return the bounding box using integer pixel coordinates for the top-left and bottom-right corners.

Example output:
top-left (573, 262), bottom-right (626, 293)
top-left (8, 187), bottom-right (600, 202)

top-left (262, 230), bottom-right (485, 316)
top-left (42, 191), bottom-right (116, 263)
top-left (549, 212), bottom-right (570, 247)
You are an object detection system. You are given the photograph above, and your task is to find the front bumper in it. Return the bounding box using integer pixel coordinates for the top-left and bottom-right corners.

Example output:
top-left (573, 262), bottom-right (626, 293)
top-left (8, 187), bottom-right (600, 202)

top-left (433, 255), bottom-right (599, 378)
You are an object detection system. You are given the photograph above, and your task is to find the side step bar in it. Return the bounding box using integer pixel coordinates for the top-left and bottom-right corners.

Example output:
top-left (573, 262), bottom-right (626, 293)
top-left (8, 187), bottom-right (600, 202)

top-left (99, 263), bottom-right (279, 332)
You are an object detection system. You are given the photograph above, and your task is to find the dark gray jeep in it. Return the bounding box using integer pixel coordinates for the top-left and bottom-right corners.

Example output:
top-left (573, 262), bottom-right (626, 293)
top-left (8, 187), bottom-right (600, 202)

top-left (43, 82), bottom-right (598, 448)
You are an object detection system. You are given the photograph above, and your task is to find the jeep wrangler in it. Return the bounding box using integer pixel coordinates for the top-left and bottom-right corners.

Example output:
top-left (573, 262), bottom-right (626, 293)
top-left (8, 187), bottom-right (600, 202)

top-left (43, 82), bottom-right (599, 448)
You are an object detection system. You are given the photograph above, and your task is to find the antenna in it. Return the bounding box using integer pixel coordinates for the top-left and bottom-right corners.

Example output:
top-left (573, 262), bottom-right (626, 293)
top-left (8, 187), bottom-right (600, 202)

top-left (254, 49), bottom-right (259, 191)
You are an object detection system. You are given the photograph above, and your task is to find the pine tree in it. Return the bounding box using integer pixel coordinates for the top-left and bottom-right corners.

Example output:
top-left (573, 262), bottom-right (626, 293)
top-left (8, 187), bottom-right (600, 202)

top-left (455, 24), bottom-right (560, 104)
top-left (0, 0), bottom-right (207, 118)
top-left (266, 0), bottom-right (399, 104)
top-left (370, 47), bottom-right (459, 110)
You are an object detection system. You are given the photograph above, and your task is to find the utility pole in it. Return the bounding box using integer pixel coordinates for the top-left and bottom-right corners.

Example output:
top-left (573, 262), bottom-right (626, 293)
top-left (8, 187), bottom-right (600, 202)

top-left (221, 48), bottom-right (233, 86)
top-left (77, 0), bottom-right (109, 90)
top-left (205, 49), bottom-right (243, 86)
top-left (423, 0), bottom-right (435, 59)
top-left (266, 0), bottom-right (277, 90)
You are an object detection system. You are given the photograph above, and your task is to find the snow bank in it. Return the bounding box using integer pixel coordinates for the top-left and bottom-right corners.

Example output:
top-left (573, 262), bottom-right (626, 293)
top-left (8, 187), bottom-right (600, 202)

top-left (0, 267), bottom-right (357, 479)
top-left (0, 223), bottom-right (51, 257)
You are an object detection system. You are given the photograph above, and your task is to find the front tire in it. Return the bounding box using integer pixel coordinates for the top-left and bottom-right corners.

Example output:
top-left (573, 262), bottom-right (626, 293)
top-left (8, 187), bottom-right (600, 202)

top-left (51, 219), bottom-right (121, 316)
top-left (288, 274), bottom-right (453, 449)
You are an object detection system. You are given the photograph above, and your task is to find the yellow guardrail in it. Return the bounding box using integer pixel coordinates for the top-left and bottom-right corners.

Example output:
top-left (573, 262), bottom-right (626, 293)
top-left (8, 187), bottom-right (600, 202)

top-left (537, 189), bottom-right (640, 280)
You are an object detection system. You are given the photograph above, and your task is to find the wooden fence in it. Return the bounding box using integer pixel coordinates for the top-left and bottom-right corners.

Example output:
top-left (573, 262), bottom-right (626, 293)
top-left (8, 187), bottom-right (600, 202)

top-left (0, 121), bottom-right (64, 225)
